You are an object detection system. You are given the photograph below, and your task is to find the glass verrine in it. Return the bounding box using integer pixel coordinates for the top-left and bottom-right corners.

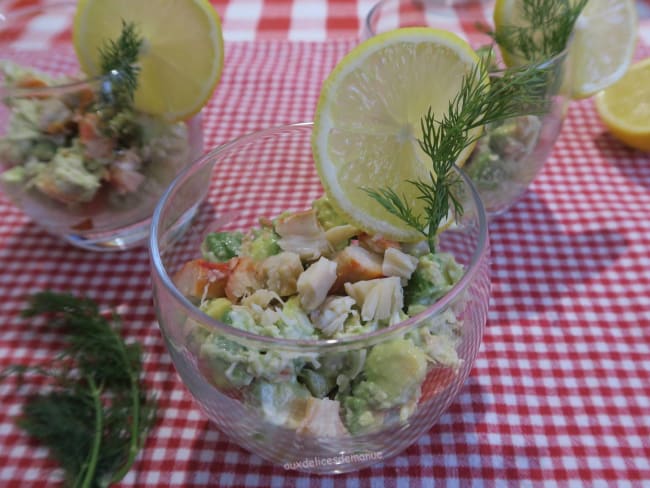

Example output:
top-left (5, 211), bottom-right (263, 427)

top-left (362, 0), bottom-right (496, 42)
top-left (0, 1), bottom-right (204, 250)
top-left (150, 122), bottom-right (491, 473)
top-left (363, 0), bottom-right (573, 217)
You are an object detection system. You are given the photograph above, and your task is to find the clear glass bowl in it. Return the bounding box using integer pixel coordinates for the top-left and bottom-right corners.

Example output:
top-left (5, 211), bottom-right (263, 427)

top-left (0, 2), bottom-right (204, 250)
top-left (149, 122), bottom-right (491, 473)
top-left (362, 0), bottom-right (572, 217)
top-left (362, 0), bottom-right (496, 42)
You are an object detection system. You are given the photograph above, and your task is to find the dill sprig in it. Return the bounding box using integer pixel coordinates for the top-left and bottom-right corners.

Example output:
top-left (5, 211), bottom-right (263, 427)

top-left (365, 53), bottom-right (553, 251)
top-left (98, 20), bottom-right (143, 108)
top-left (95, 20), bottom-right (143, 142)
top-left (0, 291), bottom-right (157, 488)
top-left (489, 0), bottom-right (588, 61)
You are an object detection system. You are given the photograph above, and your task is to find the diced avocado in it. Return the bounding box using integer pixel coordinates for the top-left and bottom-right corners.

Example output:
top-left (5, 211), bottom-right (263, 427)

top-left (201, 297), bottom-right (232, 321)
top-left (363, 338), bottom-right (427, 403)
top-left (0, 166), bottom-right (26, 183)
top-left (104, 107), bottom-right (142, 143)
top-left (296, 350), bottom-right (367, 400)
top-left (315, 349), bottom-right (366, 395)
top-left (222, 306), bottom-right (257, 334)
top-left (54, 148), bottom-right (98, 191)
top-left (201, 231), bottom-right (243, 262)
top-left (202, 357), bottom-right (252, 389)
top-left (312, 195), bottom-right (347, 230)
top-left (279, 296), bottom-right (316, 339)
top-left (340, 394), bottom-right (383, 433)
top-left (29, 146), bottom-right (101, 202)
top-left (298, 368), bottom-right (336, 398)
top-left (32, 139), bottom-right (58, 161)
top-left (199, 337), bottom-right (254, 388)
top-left (338, 338), bottom-right (428, 433)
top-left (240, 228), bottom-right (281, 261)
top-left (250, 232), bottom-right (280, 260)
top-left (405, 253), bottom-right (464, 310)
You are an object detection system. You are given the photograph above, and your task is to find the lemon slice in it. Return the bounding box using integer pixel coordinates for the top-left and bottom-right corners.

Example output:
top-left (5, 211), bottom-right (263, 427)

top-left (595, 57), bottom-right (650, 152)
top-left (312, 27), bottom-right (480, 242)
top-left (568, 0), bottom-right (637, 98)
top-left (73, 0), bottom-right (224, 121)
top-left (492, 0), bottom-right (530, 67)
top-left (493, 0), bottom-right (638, 98)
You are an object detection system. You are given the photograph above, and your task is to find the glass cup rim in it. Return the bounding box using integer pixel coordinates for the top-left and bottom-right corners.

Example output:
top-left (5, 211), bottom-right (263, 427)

top-left (150, 121), bottom-right (489, 352)
top-left (0, 75), bottom-right (105, 100)
top-left (362, 0), bottom-right (572, 65)
top-left (1, 0), bottom-right (110, 97)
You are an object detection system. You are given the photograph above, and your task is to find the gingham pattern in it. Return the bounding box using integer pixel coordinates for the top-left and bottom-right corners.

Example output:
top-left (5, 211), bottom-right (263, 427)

top-left (1, 2), bottom-right (650, 487)
top-left (1, 0), bottom-right (381, 43)
top-left (4, 0), bottom-right (648, 44)
top-left (1, 37), bottom-right (649, 487)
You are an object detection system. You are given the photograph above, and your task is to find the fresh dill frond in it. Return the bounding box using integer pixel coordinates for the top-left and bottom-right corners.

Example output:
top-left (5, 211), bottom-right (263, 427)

top-left (0, 291), bottom-right (157, 488)
top-left (489, 0), bottom-right (588, 61)
top-left (362, 186), bottom-right (427, 232)
top-left (98, 20), bottom-right (143, 108)
top-left (94, 20), bottom-right (144, 142)
top-left (365, 52), bottom-right (553, 251)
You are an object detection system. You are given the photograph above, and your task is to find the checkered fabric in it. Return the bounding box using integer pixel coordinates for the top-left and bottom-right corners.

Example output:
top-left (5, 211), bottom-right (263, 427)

top-left (1, 0), bottom-right (650, 487)
top-left (5, 0), bottom-right (649, 43)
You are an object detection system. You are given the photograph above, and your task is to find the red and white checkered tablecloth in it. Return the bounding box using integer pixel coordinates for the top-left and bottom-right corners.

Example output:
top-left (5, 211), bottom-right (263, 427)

top-left (1, 0), bottom-right (650, 487)
top-left (5, 0), bottom-right (650, 43)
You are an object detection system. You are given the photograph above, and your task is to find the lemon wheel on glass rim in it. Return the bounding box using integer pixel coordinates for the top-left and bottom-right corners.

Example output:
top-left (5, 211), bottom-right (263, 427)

top-left (312, 27), bottom-right (481, 242)
top-left (493, 0), bottom-right (638, 98)
top-left (73, 0), bottom-right (224, 121)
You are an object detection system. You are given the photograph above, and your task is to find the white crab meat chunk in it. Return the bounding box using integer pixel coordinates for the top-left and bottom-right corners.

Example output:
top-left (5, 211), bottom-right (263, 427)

top-left (382, 247), bottom-right (419, 283)
top-left (296, 397), bottom-right (349, 438)
top-left (425, 334), bottom-right (461, 368)
top-left (275, 209), bottom-right (331, 261)
top-left (261, 251), bottom-right (303, 297)
top-left (241, 290), bottom-right (284, 329)
top-left (309, 295), bottom-right (356, 337)
top-left (345, 276), bottom-right (403, 323)
top-left (38, 98), bottom-right (72, 133)
top-left (240, 289), bottom-right (282, 309)
top-left (296, 257), bottom-right (338, 312)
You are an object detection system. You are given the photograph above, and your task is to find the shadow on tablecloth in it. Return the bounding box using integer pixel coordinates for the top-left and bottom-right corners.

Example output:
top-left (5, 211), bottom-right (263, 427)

top-left (593, 131), bottom-right (650, 193)
top-left (488, 189), bottom-right (629, 321)
top-left (0, 219), bottom-right (153, 298)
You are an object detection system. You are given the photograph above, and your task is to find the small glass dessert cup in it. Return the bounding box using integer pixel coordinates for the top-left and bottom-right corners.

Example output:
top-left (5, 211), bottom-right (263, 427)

top-left (149, 122), bottom-right (491, 474)
top-left (0, 2), bottom-right (203, 250)
top-left (362, 0), bottom-right (497, 41)
top-left (362, 0), bottom-right (572, 218)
